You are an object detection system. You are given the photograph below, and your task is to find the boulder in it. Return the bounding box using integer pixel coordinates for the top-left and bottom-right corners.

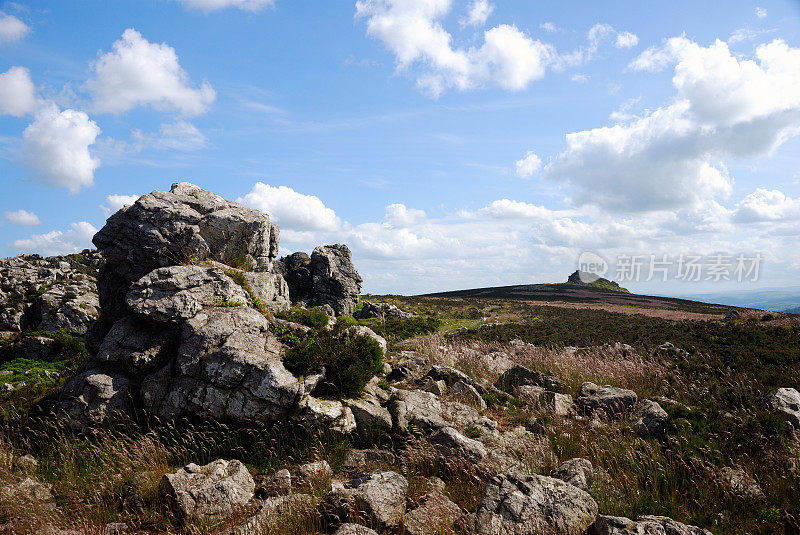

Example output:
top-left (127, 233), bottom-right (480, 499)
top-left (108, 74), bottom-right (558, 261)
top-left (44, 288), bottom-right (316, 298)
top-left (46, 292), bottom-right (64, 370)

top-left (94, 182), bottom-right (280, 326)
top-left (575, 382), bottom-right (638, 419)
top-left (277, 245), bottom-right (362, 316)
top-left (126, 265), bottom-right (250, 324)
top-left (343, 450), bottom-right (396, 472)
top-left (141, 307), bottom-right (302, 422)
top-left (343, 397), bottom-right (393, 434)
top-left (297, 460), bottom-right (334, 486)
top-left (403, 491), bottom-right (462, 535)
top-left (160, 459), bottom-right (255, 519)
top-left (324, 471), bottom-right (408, 529)
top-left (474, 473), bottom-right (598, 535)
top-left (428, 426), bottom-right (487, 461)
top-left (254, 469), bottom-right (291, 499)
top-left (91, 316), bottom-right (178, 376)
top-left (452, 380), bottom-right (487, 410)
top-left (60, 370), bottom-right (134, 431)
top-left (354, 301), bottom-right (412, 320)
top-left (296, 396), bottom-right (357, 434)
top-left (717, 466), bottom-right (765, 501)
top-left (333, 525), bottom-right (379, 535)
top-left (551, 458), bottom-right (594, 491)
top-left (389, 389), bottom-right (446, 434)
top-left (634, 400), bottom-right (669, 438)
top-left (540, 391), bottom-right (573, 417)
top-left (226, 494), bottom-right (317, 535)
top-left (495, 365), bottom-right (563, 394)
top-left (589, 514), bottom-right (712, 535)
top-left (766, 387), bottom-right (800, 429)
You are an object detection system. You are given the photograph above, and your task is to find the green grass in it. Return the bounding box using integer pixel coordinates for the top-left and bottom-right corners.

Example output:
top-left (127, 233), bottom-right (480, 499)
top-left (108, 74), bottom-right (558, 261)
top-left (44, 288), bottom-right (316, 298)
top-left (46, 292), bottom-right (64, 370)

top-left (276, 306), bottom-right (330, 330)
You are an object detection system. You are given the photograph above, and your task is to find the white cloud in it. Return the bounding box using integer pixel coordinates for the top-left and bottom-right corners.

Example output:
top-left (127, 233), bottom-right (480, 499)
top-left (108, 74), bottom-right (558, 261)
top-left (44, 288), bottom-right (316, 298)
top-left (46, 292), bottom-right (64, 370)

top-left (385, 204), bottom-right (426, 227)
top-left (479, 199), bottom-right (553, 219)
top-left (0, 12), bottom-right (29, 44)
top-left (755, 7), bottom-right (767, 18)
top-left (174, 0), bottom-right (275, 11)
top-left (461, 0), bottom-right (493, 27)
top-left (539, 22), bottom-right (559, 33)
top-left (615, 31), bottom-right (639, 49)
top-left (570, 73), bottom-right (588, 83)
top-left (238, 182), bottom-right (342, 232)
top-left (22, 104), bottom-right (101, 193)
top-left (12, 222), bottom-right (98, 256)
top-left (101, 194), bottom-right (141, 218)
top-left (86, 29), bottom-right (216, 116)
top-left (545, 38), bottom-right (800, 212)
top-left (734, 188), bottom-right (800, 222)
top-left (4, 209), bottom-right (40, 226)
top-left (355, 0), bottom-right (555, 96)
top-left (609, 96), bottom-right (641, 121)
top-left (0, 66), bottom-right (37, 117)
top-left (515, 151), bottom-right (541, 178)
top-left (133, 120), bottom-right (207, 151)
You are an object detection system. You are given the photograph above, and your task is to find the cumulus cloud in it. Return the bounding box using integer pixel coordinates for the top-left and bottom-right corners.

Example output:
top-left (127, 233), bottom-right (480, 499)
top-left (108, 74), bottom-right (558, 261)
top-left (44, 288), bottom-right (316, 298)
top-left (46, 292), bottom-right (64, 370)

top-left (86, 29), bottom-right (216, 116)
top-left (0, 66), bottom-right (37, 117)
top-left (238, 182), bottom-right (342, 232)
top-left (755, 7), bottom-right (767, 18)
top-left (4, 209), bottom-right (40, 226)
top-left (539, 22), bottom-right (559, 33)
top-left (12, 221), bottom-right (98, 256)
top-left (515, 151), bottom-right (541, 178)
top-left (461, 0), bottom-right (493, 27)
top-left (543, 38), bottom-right (800, 212)
top-left (101, 194), bottom-right (141, 218)
top-left (0, 12), bottom-right (29, 44)
top-left (22, 104), bottom-right (101, 193)
top-left (734, 188), bottom-right (800, 222)
top-left (385, 204), bottom-right (427, 227)
top-left (174, 0), bottom-right (275, 11)
top-left (615, 31), bottom-right (638, 49)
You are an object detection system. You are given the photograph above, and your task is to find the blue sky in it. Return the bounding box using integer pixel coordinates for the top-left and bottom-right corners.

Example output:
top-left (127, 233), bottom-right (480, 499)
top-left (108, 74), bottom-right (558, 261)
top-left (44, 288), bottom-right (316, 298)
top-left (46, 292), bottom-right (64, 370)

top-left (1, 0), bottom-right (799, 295)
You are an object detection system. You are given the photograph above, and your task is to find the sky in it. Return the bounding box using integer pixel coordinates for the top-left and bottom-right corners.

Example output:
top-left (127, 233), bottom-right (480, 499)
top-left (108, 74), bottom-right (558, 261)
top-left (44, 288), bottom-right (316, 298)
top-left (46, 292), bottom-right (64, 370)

top-left (0, 0), bottom-right (799, 296)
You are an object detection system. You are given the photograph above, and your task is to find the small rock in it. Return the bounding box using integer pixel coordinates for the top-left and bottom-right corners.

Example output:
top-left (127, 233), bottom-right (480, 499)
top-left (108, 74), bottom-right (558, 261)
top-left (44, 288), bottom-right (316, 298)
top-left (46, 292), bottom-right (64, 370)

top-left (634, 400), bottom-right (669, 438)
top-left (404, 491), bottom-right (462, 535)
top-left (575, 382), bottom-right (637, 419)
top-left (452, 380), bottom-right (487, 410)
top-left (333, 525), bottom-right (379, 535)
top-left (343, 449), bottom-right (396, 472)
top-left (496, 365), bottom-right (562, 394)
top-left (13, 454), bottom-right (38, 473)
top-left (540, 391), bottom-right (573, 417)
top-left (428, 426), bottom-right (487, 461)
top-left (297, 460), bottom-right (333, 486)
top-left (766, 387), bottom-right (800, 429)
top-left (103, 523), bottom-right (129, 534)
top-left (226, 493), bottom-right (317, 535)
top-left (422, 379), bottom-right (447, 396)
top-left (589, 514), bottom-right (712, 535)
top-left (255, 468), bottom-right (291, 499)
top-left (160, 459), bottom-right (255, 519)
top-left (717, 466), bottom-right (765, 501)
top-left (324, 471), bottom-right (408, 529)
top-left (551, 458), bottom-right (594, 491)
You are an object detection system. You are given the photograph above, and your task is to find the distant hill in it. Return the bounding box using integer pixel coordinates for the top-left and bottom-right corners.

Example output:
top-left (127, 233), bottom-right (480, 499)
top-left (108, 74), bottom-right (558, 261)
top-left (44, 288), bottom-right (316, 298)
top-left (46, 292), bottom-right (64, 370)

top-left (676, 286), bottom-right (800, 312)
top-left (567, 270), bottom-right (629, 293)
top-left (785, 306), bottom-right (800, 315)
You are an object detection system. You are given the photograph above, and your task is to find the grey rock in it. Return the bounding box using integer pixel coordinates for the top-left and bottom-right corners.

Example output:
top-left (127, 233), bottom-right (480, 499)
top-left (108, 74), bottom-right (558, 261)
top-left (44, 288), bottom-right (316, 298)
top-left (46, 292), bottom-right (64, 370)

top-left (389, 389), bottom-right (446, 434)
top-left (0, 477), bottom-right (56, 510)
top-left (60, 369), bottom-right (134, 431)
top-left (422, 379), bottom-right (447, 396)
top-left (13, 454), bottom-right (38, 473)
top-left (94, 182), bottom-right (279, 326)
top-left (346, 325), bottom-right (387, 356)
top-left (226, 493), bottom-right (317, 535)
top-left (452, 380), bottom-right (487, 410)
top-left (324, 471), bottom-right (408, 529)
top-left (297, 460), bottom-right (333, 486)
top-left (403, 491), bottom-right (461, 535)
top-left (576, 382), bottom-right (638, 419)
top-left (102, 523), bottom-right (129, 534)
top-left (126, 265), bottom-right (250, 324)
top-left (496, 364), bottom-right (563, 394)
top-left (766, 387), bottom-right (800, 429)
top-left (343, 396), bottom-right (393, 434)
top-left (717, 466), bottom-right (765, 501)
top-left (540, 391), bottom-right (573, 417)
top-left (634, 400), bottom-right (669, 438)
top-left (333, 524), bottom-right (379, 535)
top-left (551, 458), bottom-right (594, 490)
top-left (92, 315), bottom-right (178, 376)
top-left (296, 396), bottom-right (357, 434)
top-left (589, 514), bottom-right (712, 535)
top-left (160, 459), bottom-right (255, 519)
top-left (255, 469), bottom-right (291, 499)
top-left (426, 364), bottom-right (483, 393)
top-left (474, 473), bottom-right (598, 535)
top-left (343, 449), bottom-right (396, 472)
top-left (354, 301), bottom-right (412, 320)
top-left (428, 426), bottom-right (487, 461)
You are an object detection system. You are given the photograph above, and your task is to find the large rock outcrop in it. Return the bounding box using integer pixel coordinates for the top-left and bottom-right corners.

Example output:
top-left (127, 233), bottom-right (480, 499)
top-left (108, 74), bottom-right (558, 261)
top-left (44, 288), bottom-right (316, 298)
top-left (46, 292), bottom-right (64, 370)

top-left (275, 244), bottom-right (362, 316)
top-left (160, 459), bottom-right (255, 520)
top-left (58, 183), bottom-right (374, 431)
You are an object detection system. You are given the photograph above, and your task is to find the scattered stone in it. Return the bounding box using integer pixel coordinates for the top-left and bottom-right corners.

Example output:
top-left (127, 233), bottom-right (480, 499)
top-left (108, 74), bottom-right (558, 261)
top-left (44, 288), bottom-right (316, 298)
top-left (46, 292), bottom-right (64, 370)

top-left (354, 301), bottom-right (412, 320)
top-left (297, 460), bottom-right (334, 486)
top-left (422, 379), bottom-right (446, 396)
top-left (389, 389), bottom-right (445, 434)
top-left (473, 473), bottom-right (598, 534)
top-left (540, 391), bottom-right (574, 417)
top-left (59, 370), bottom-right (134, 432)
top-left (103, 522), bottom-right (129, 534)
top-left (575, 382), bottom-right (637, 419)
top-left (160, 459), bottom-right (255, 519)
top-left (766, 387), bottom-right (800, 429)
top-left (428, 426), bottom-right (487, 461)
top-left (589, 514), bottom-right (712, 535)
top-left (345, 325), bottom-right (387, 355)
top-left (634, 400), bottom-right (669, 439)
top-left (333, 524), bottom-right (379, 535)
top-left (343, 397), bottom-right (393, 434)
top-left (343, 449), bottom-right (396, 472)
top-left (0, 477), bottom-right (56, 510)
top-left (226, 494), bottom-right (317, 535)
top-left (403, 491), bottom-right (462, 535)
top-left (717, 466), bottom-right (765, 501)
top-left (551, 458), bottom-right (594, 491)
top-left (255, 469), bottom-right (291, 499)
top-left (452, 380), bottom-right (487, 410)
top-left (495, 364), bottom-right (562, 394)
top-left (13, 454), bottom-right (38, 473)
top-left (324, 471), bottom-right (408, 529)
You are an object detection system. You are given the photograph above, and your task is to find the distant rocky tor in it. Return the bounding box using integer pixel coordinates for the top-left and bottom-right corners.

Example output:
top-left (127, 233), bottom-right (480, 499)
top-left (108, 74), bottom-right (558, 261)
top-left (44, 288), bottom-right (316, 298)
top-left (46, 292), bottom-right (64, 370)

top-left (50, 182), bottom-right (372, 431)
top-left (567, 270), bottom-right (629, 293)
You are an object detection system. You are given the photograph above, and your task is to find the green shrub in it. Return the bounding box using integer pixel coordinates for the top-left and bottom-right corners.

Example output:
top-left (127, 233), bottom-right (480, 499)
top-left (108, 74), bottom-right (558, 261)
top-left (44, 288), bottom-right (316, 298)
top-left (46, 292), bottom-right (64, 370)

top-left (276, 306), bottom-right (330, 330)
top-left (217, 300), bottom-right (245, 307)
top-left (358, 315), bottom-right (440, 341)
top-left (335, 316), bottom-right (358, 329)
top-left (283, 330), bottom-right (383, 398)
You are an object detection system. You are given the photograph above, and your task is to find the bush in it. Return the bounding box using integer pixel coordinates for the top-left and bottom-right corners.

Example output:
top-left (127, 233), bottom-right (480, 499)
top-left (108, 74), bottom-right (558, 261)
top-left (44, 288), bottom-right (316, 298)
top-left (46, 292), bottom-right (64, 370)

top-left (283, 329), bottom-right (383, 398)
top-left (358, 315), bottom-right (441, 341)
top-left (276, 306), bottom-right (330, 330)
